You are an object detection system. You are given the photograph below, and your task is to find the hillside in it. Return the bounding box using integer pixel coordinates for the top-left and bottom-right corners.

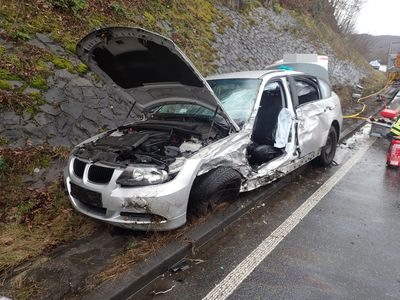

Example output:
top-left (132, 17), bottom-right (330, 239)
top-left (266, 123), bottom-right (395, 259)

top-left (0, 1), bottom-right (387, 298)
top-left (353, 33), bottom-right (400, 63)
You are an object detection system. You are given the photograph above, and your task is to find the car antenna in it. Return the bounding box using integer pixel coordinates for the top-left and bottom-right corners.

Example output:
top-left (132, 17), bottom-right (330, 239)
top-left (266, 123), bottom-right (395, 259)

top-left (207, 106), bottom-right (219, 139)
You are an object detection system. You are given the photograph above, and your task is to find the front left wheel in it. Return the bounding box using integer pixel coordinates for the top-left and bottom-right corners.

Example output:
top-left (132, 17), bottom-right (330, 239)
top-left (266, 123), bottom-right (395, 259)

top-left (188, 167), bottom-right (241, 216)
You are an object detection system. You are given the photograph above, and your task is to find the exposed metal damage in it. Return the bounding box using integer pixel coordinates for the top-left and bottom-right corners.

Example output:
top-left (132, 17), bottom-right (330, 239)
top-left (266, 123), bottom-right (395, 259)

top-left (73, 119), bottom-right (227, 171)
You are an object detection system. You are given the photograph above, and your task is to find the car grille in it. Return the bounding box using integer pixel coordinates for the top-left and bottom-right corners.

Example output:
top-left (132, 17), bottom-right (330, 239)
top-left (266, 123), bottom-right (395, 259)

top-left (73, 159), bottom-right (86, 178)
top-left (70, 182), bottom-right (105, 214)
top-left (73, 158), bottom-right (114, 184)
top-left (88, 165), bottom-right (114, 184)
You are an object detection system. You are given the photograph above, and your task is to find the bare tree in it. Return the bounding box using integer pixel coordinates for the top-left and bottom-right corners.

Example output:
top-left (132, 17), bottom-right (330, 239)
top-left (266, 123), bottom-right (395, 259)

top-left (273, 0), bottom-right (362, 35)
top-left (329, 0), bottom-right (365, 35)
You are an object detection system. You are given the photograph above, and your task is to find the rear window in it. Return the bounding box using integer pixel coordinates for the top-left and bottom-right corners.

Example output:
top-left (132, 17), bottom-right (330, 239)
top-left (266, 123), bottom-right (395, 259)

top-left (295, 79), bottom-right (320, 105)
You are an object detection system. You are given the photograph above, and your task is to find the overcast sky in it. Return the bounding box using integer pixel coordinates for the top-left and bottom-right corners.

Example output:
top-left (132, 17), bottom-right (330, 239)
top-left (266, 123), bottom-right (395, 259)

top-left (356, 0), bottom-right (400, 36)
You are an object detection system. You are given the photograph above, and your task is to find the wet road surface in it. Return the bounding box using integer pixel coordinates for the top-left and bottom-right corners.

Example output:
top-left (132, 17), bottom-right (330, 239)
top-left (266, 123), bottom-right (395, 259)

top-left (135, 133), bottom-right (400, 299)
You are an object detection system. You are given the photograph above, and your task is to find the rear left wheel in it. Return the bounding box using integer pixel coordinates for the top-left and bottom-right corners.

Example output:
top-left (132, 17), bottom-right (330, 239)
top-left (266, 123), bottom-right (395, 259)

top-left (316, 126), bottom-right (338, 167)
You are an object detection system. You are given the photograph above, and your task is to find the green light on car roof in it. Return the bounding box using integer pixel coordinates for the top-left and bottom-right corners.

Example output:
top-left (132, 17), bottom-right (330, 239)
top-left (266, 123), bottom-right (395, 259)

top-left (279, 65), bottom-right (294, 71)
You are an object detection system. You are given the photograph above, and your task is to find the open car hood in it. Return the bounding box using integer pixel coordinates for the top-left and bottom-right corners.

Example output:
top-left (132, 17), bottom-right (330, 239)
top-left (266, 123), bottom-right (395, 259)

top-left (76, 27), bottom-right (239, 131)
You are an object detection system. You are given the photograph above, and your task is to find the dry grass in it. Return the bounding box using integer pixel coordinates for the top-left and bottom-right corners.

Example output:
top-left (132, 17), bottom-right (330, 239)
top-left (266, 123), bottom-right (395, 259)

top-left (0, 201), bottom-right (96, 271)
top-left (82, 210), bottom-right (216, 293)
top-left (360, 71), bottom-right (387, 95)
top-left (90, 228), bottom-right (190, 283)
top-left (93, 233), bottom-right (178, 282)
top-left (4, 279), bottom-right (42, 300)
top-left (0, 146), bottom-right (100, 277)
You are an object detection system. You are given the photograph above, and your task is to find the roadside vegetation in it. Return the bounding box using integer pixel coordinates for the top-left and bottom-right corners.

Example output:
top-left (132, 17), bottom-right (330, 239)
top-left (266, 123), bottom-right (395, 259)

top-left (0, 146), bottom-right (99, 277)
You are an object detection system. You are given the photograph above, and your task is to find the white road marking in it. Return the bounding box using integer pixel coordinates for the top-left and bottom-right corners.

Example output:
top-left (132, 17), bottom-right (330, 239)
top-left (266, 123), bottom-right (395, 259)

top-left (203, 137), bottom-right (376, 300)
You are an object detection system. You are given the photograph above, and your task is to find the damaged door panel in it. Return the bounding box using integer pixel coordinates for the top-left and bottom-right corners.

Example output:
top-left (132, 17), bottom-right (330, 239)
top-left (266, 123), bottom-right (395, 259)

top-left (64, 27), bottom-right (343, 231)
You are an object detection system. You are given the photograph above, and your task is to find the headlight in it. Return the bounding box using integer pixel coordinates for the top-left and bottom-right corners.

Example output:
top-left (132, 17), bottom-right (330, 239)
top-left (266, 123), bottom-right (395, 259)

top-left (116, 167), bottom-right (168, 187)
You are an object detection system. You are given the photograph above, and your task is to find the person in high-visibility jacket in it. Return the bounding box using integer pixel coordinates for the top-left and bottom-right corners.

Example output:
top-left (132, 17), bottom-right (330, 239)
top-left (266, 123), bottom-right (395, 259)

top-left (390, 116), bottom-right (400, 136)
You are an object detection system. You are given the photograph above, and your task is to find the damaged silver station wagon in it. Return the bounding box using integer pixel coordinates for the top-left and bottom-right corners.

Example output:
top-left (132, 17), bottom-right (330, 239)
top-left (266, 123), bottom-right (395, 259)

top-left (64, 27), bottom-right (343, 231)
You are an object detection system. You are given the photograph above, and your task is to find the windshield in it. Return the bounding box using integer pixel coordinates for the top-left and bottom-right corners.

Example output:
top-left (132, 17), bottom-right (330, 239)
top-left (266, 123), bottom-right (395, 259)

top-left (207, 78), bottom-right (261, 126)
top-left (151, 78), bottom-right (261, 127)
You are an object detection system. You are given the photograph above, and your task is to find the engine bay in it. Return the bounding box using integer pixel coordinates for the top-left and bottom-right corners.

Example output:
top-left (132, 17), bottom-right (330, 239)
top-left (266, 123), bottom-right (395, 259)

top-left (73, 120), bottom-right (227, 170)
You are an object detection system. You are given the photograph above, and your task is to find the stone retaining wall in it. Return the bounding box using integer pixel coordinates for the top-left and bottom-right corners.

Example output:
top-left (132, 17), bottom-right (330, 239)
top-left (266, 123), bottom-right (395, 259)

top-left (212, 5), bottom-right (369, 86)
top-left (0, 34), bottom-right (133, 148)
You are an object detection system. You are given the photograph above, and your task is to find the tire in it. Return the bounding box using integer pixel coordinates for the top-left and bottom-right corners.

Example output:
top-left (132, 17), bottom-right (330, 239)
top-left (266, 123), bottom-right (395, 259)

top-left (188, 167), bottom-right (241, 216)
top-left (316, 126), bottom-right (338, 167)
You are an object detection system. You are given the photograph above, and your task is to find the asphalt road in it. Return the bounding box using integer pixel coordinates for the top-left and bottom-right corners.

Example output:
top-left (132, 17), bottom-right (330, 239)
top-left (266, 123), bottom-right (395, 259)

top-left (135, 132), bottom-right (400, 299)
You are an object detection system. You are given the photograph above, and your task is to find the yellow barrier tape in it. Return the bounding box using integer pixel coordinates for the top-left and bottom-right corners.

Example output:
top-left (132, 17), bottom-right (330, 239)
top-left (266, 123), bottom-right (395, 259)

top-left (343, 83), bottom-right (391, 119)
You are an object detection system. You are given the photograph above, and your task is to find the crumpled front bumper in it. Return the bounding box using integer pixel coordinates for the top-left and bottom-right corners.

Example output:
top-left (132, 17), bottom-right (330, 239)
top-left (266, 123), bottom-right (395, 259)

top-left (64, 157), bottom-right (202, 231)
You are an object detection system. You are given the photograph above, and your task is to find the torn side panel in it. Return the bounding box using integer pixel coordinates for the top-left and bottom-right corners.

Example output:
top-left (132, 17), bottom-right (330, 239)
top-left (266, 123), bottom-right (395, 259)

top-left (296, 100), bottom-right (331, 156)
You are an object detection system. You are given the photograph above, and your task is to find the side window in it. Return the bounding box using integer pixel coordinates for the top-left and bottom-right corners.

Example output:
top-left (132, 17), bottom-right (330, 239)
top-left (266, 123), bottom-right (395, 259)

top-left (319, 79), bottom-right (332, 99)
top-left (295, 79), bottom-right (320, 105)
top-left (263, 81), bottom-right (286, 107)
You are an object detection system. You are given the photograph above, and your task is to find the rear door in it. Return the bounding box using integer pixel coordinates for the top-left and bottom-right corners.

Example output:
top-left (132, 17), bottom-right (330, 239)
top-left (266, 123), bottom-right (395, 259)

top-left (289, 76), bottom-right (332, 157)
